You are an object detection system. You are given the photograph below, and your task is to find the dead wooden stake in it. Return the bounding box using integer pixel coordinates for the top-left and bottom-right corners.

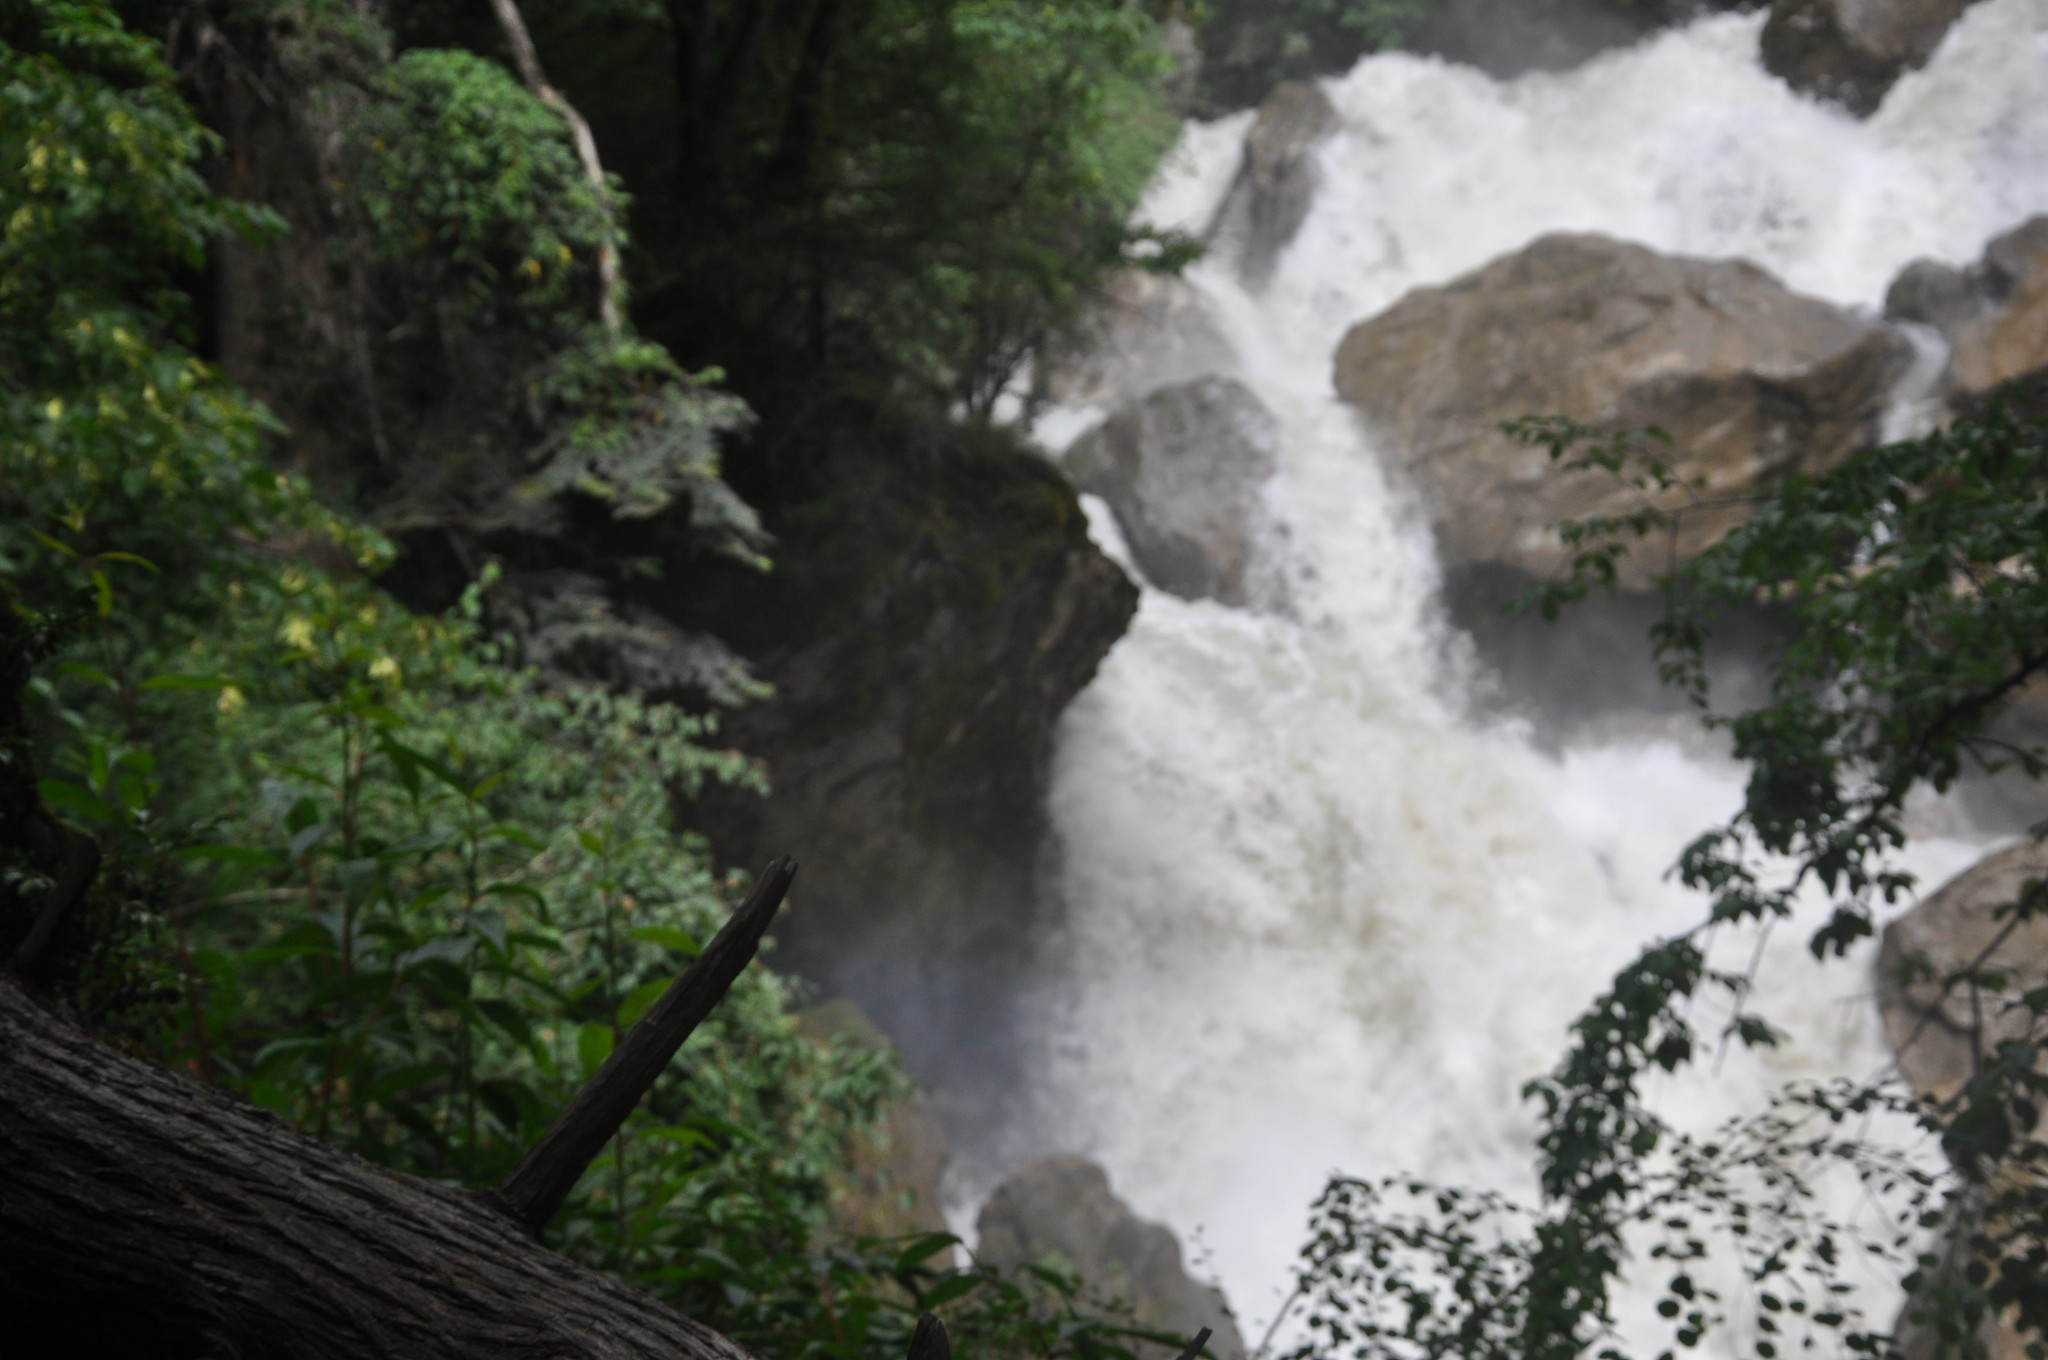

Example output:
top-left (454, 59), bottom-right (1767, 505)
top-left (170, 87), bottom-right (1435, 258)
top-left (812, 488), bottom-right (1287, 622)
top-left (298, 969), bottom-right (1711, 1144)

top-left (906, 1314), bottom-right (950, 1360)
top-left (1173, 1327), bottom-right (1215, 1360)
top-left (495, 857), bottom-right (797, 1234)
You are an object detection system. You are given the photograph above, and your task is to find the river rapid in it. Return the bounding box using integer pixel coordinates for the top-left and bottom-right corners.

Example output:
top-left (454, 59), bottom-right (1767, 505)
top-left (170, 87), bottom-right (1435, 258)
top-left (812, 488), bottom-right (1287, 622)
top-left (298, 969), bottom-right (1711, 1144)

top-left (969, 2), bottom-right (2048, 1350)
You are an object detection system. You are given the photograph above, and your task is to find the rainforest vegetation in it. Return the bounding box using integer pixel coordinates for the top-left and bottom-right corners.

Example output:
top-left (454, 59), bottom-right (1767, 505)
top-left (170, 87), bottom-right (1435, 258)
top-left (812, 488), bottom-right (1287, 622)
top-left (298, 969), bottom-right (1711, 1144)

top-left (1, 2), bottom-right (2044, 1360)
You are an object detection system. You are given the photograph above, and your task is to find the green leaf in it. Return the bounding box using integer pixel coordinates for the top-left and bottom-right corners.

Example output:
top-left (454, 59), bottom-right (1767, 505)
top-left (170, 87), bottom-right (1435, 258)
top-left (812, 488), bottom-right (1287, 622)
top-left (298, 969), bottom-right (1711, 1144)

top-left (626, 925), bottom-right (701, 957)
top-left (577, 1022), bottom-right (615, 1077)
top-left (892, 1233), bottom-right (962, 1272)
top-left (39, 777), bottom-right (119, 826)
top-left (139, 672), bottom-right (240, 692)
top-left (917, 1273), bottom-right (982, 1309)
top-left (616, 977), bottom-right (670, 1029)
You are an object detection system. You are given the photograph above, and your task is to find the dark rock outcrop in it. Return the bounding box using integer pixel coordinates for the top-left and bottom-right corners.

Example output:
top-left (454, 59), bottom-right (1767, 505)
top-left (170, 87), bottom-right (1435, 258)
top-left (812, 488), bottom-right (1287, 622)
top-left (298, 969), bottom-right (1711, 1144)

top-left (1333, 233), bottom-right (1913, 589)
top-left (1760, 0), bottom-right (1975, 116)
top-left (685, 419), bottom-right (1138, 1096)
top-left (1207, 82), bottom-right (1340, 288)
top-left (976, 1155), bottom-right (1243, 1360)
top-left (1066, 378), bottom-right (1281, 607)
top-left (1885, 215), bottom-right (2048, 407)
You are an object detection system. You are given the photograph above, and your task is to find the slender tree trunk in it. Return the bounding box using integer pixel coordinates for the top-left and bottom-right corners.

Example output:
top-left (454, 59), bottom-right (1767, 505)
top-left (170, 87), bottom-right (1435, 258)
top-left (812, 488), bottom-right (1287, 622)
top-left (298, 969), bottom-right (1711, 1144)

top-left (761, 0), bottom-right (865, 202)
top-left (488, 0), bottom-right (623, 337)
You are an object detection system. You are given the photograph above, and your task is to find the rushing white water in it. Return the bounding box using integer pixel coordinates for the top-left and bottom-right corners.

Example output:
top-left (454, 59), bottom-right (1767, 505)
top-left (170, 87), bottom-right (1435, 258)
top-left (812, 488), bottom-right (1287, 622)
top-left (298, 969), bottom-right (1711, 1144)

top-left (978, 1), bottom-right (2048, 1351)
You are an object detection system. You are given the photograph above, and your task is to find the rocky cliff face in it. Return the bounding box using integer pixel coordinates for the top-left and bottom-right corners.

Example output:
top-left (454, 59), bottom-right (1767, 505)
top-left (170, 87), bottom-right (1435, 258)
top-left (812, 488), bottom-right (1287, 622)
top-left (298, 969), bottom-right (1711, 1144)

top-left (1333, 233), bottom-right (1913, 590)
top-left (1761, 0), bottom-right (1976, 116)
top-left (684, 418), bottom-right (1137, 1093)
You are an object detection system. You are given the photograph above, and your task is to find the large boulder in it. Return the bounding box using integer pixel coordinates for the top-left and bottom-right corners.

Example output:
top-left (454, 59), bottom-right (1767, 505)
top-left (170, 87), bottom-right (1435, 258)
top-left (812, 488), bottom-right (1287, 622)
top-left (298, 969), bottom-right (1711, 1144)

top-left (1886, 215), bottom-right (2048, 406)
top-left (1206, 81), bottom-right (1340, 288)
top-left (1760, 0), bottom-right (1975, 116)
top-left (1877, 838), bottom-right (2048, 1104)
top-left (976, 1155), bottom-right (1244, 1360)
top-left (1066, 377), bottom-right (1282, 607)
top-left (1333, 233), bottom-right (1914, 589)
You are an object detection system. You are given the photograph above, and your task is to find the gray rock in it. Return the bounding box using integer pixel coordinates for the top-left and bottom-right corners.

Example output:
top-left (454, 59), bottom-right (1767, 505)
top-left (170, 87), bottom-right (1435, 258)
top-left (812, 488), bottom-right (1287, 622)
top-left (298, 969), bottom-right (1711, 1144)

top-left (1760, 0), bottom-right (1975, 116)
top-left (1067, 377), bottom-right (1282, 607)
top-left (1885, 215), bottom-right (2048, 406)
top-left (1947, 216), bottom-right (2048, 404)
top-left (977, 1155), bottom-right (1243, 1360)
top-left (1884, 258), bottom-right (1984, 335)
top-left (1332, 233), bottom-right (1913, 588)
top-left (1208, 81), bottom-right (1340, 289)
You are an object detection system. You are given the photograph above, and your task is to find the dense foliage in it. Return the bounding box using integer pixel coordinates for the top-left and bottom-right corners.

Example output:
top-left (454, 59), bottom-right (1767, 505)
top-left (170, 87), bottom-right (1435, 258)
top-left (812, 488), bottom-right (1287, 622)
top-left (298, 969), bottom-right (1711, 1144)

top-left (1264, 405), bottom-right (2048, 1360)
top-left (442, 0), bottom-right (1187, 424)
top-left (0, 5), bottom-right (1181, 1358)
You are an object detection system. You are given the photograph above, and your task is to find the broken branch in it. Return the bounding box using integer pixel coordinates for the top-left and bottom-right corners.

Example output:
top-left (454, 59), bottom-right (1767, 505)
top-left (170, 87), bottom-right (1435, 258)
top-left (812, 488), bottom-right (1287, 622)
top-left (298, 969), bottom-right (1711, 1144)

top-left (495, 857), bottom-right (798, 1234)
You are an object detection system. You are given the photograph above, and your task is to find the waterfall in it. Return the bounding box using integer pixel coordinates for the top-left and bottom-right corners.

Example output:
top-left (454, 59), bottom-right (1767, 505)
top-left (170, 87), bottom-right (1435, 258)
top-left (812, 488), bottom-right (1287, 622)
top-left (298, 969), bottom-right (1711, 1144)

top-left (969, 0), bottom-right (2048, 1349)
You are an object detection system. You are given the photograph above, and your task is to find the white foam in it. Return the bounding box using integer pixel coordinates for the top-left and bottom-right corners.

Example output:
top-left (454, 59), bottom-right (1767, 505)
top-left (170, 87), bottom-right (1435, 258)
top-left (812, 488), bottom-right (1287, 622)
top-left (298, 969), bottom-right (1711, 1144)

top-left (994, 0), bottom-right (2048, 1347)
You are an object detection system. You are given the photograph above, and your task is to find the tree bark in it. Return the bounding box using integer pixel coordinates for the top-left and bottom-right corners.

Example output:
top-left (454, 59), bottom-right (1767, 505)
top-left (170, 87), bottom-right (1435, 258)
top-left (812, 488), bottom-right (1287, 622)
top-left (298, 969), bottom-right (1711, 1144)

top-left (488, 0), bottom-right (623, 337)
top-left (0, 972), bottom-right (759, 1360)
top-left (761, 0), bottom-right (865, 202)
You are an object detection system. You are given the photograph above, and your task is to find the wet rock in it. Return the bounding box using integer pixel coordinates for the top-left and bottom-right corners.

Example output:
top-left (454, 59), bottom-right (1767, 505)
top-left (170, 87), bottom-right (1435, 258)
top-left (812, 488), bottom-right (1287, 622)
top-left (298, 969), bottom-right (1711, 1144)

top-left (1945, 217), bottom-right (2048, 404)
top-left (1885, 215), bottom-right (2048, 408)
top-left (800, 1000), bottom-right (951, 1240)
top-left (1207, 82), bottom-right (1340, 288)
top-left (976, 1155), bottom-right (1243, 1360)
top-left (1040, 271), bottom-right (1236, 414)
top-left (1884, 258), bottom-right (1984, 336)
top-left (1333, 233), bottom-right (1913, 589)
top-left (1066, 377), bottom-right (1281, 607)
top-left (1760, 0), bottom-right (1974, 116)
top-left (1877, 838), bottom-right (2048, 1104)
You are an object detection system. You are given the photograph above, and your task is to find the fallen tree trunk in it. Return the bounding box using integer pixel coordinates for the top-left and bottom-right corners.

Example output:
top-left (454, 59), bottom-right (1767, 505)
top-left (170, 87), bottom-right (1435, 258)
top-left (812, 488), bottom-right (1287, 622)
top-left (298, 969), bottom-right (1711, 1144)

top-left (0, 866), bottom-right (796, 1360)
